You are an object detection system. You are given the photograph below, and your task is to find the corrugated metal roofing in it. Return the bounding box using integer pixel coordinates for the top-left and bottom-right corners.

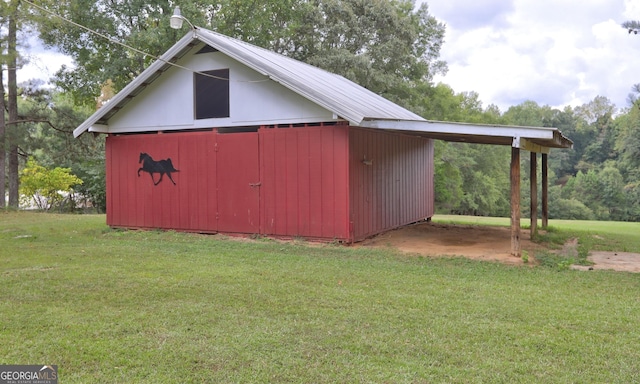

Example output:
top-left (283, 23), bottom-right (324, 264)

top-left (73, 27), bottom-right (423, 138)
top-left (196, 29), bottom-right (424, 124)
top-left (72, 27), bottom-right (572, 150)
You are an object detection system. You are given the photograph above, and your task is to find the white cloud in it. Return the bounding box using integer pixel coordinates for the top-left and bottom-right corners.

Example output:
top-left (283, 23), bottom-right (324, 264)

top-left (424, 0), bottom-right (640, 111)
top-left (15, 33), bottom-right (74, 85)
top-left (14, 0), bottom-right (640, 113)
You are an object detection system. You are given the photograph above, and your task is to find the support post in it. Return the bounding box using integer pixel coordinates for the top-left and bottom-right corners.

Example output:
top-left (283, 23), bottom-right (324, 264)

top-left (530, 152), bottom-right (537, 237)
top-left (542, 153), bottom-right (548, 228)
top-left (510, 147), bottom-right (521, 257)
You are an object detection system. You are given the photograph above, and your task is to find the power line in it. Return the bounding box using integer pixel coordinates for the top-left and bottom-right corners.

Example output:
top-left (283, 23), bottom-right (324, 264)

top-left (21, 0), bottom-right (268, 83)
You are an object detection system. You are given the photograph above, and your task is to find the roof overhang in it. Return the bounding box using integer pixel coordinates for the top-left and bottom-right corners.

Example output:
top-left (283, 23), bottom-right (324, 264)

top-left (72, 27), bottom-right (574, 151)
top-left (73, 30), bottom-right (199, 138)
top-left (359, 118), bottom-right (573, 153)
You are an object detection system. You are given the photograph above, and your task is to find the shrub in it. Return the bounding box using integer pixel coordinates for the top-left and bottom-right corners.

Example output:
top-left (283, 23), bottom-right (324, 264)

top-left (19, 158), bottom-right (83, 211)
top-left (550, 198), bottom-right (595, 220)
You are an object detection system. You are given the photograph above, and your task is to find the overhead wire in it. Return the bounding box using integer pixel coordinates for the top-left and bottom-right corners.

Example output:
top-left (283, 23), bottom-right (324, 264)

top-left (21, 0), bottom-right (268, 83)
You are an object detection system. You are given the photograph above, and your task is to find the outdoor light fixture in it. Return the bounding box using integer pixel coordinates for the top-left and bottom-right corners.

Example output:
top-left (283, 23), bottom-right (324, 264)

top-left (170, 6), bottom-right (195, 30)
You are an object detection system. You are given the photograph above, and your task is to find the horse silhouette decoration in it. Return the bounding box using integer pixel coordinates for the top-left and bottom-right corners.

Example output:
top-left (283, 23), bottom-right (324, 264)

top-left (138, 152), bottom-right (179, 186)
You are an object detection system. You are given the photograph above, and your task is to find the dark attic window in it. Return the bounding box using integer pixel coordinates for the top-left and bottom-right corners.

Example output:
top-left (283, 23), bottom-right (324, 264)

top-left (196, 45), bottom-right (218, 54)
top-left (194, 69), bottom-right (230, 119)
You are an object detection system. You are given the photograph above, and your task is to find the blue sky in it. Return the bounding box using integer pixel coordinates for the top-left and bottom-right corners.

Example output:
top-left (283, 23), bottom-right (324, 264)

top-left (421, 0), bottom-right (640, 112)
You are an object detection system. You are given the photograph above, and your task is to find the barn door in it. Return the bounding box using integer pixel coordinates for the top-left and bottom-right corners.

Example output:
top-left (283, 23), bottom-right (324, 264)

top-left (216, 132), bottom-right (260, 233)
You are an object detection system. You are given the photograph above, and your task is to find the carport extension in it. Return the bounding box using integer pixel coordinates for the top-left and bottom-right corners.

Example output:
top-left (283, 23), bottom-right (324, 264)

top-left (359, 119), bottom-right (574, 257)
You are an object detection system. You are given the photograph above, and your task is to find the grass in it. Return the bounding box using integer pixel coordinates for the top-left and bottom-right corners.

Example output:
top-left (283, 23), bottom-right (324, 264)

top-left (2, 211), bottom-right (640, 383)
top-left (434, 214), bottom-right (640, 267)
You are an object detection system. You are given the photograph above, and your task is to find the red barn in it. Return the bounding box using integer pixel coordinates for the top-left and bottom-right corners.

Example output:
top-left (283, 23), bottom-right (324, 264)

top-left (75, 28), bottom-right (571, 249)
top-left (74, 28), bottom-right (433, 242)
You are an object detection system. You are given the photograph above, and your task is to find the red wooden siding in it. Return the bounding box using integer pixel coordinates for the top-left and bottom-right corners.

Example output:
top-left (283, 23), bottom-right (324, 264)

top-left (349, 128), bottom-right (434, 241)
top-left (106, 124), bottom-right (433, 242)
top-left (216, 132), bottom-right (260, 233)
top-left (260, 124), bottom-right (350, 240)
top-left (106, 132), bottom-right (218, 231)
top-left (106, 131), bottom-right (260, 233)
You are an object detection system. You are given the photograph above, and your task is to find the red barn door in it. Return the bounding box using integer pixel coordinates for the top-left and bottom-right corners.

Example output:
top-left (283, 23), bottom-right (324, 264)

top-left (216, 132), bottom-right (260, 233)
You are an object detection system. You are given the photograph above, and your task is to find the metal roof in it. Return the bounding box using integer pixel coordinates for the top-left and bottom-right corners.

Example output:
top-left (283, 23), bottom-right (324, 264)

top-left (360, 119), bottom-right (573, 151)
top-left (195, 29), bottom-right (424, 124)
top-left (73, 27), bottom-right (423, 138)
top-left (72, 27), bottom-right (572, 151)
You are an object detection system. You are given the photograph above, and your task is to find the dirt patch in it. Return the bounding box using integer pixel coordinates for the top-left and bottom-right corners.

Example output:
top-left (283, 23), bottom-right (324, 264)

top-left (357, 221), bottom-right (640, 272)
top-left (571, 252), bottom-right (640, 273)
top-left (356, 221), bottom-right (543, 265)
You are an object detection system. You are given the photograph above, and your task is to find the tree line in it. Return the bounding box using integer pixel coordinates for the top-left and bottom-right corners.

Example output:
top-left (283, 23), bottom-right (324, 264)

top-left (1, 0), bottom-right (639, 221)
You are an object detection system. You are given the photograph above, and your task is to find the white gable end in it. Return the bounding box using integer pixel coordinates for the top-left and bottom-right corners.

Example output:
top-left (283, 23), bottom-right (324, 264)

top-left (102, 45), bottom-right (336, 134)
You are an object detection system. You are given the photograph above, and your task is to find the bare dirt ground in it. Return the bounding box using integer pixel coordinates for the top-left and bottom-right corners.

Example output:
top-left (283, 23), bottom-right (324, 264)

top-left (356, 221), bottom-right (640, 272)
top-left (571, 253), bottom-right (640, 273)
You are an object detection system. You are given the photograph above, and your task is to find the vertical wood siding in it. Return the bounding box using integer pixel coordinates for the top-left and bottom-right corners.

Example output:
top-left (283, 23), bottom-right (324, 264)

top-left (216, 132), bottom-right (260, 233)
top-left (260, 124), bottom-right (350, 240)
top-left (106, 124), bottom-right (433, 242)
top-left (106, 131), bottom-right (218, 232)
top-left (349, 128), bottom-right (434, 241)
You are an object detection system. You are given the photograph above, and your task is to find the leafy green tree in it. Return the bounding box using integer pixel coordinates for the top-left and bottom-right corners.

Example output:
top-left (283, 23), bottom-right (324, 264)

top-left (297, 0), bottom-right (446, 105)
top-left (37, 0), bottom-right (447, 111)
top-left (71, 160), bottom-right (106, 213)
top-left (615, 102), bottom-right (640, 181)
top-left (470, 145), bottom-right (510, 216)
top-left (36, 0), bottom-right (181, 106)
top-left (561, 166), bottom-right (626, 221)
top-left (19, 157), bottom-right (83, 211)
top-left (0, 62), bottom-right (5, 208)
top-left (502, 100), bottom-right (546, 127)
top-left (622, 182), bottom-right (640, 221)
top-left (548, 185), bottom-right (595, 220)
top-left (16, 86), bottom-right (105, 211)
top-left (446, 143), bottom-right (510, 216)
top-left (0, 0), bottom-right (21, 208)
top-left (598, 164), bottom-right (626, 220)
top-left (426, 86), bottom-right (512, 215)
top-left (433, 140), bottom-right (462, 211)
top-left (571, 96), bottom-right (617, 172)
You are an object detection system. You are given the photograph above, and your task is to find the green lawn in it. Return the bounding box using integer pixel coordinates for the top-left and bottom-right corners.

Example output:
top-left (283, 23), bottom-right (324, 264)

top-left (1, 212), bottom-right (639, 383)
top-left (435, 214), bottom-right (640, 254)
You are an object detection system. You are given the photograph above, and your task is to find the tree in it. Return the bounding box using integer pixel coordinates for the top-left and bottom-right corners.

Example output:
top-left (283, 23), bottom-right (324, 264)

top-left (1, 0), bottom-right (38, 209)
top-left (16, 86), bottom-right (105, 211)
top-left (19, 157), bottom-right (83, 210)
top-left (622, 20), bottom-right (640, 34)
top-left (297, 0), bottom-right (447, 105)
top-left (615, 97), bottom-right (640, 181)
top-left (433, 140), bottom-right (462, 211)
top-left (0, 59), bottom-right (5, 208)
top-left (37, 0), bottom-right (447, 110)
top-left (548, 185), bottom-right (595, 220)
top-left (36, 0), bottom-right (181, 106)
top-left (6, 0), bottom-right (20, 208)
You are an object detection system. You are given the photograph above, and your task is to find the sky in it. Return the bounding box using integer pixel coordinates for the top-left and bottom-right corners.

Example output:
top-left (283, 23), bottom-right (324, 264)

top-left (14, 0), bottom-right (640, 113)
top-left (16, 33), bottom-right (74, 86)
top-left (420, 0), bottom-right (640, 112)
